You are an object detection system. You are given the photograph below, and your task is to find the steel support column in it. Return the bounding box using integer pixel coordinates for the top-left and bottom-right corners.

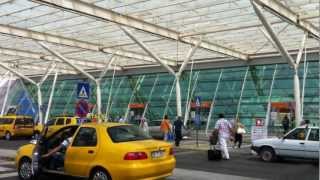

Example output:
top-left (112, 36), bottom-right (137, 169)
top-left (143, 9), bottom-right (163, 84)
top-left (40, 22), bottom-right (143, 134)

top-left (293, 70), bottom-right (301, 126)
top-left (124, 76), bottom-right (145, 121)
top-left (235, 67), bottom-right (249, 120)
top-left (44, 71), bottom-right (58, 124)
top-left (142, 75), bottom-right (159, 118)
top-left (105, 65), bottom-right (117, 120)
top-left (252, 1), bottom-right (309, 126)
top-left (177, 40), bottom-right (201, 120)
top-left (97, 56), bottom-right (116, 81)
top-left (37, 85), bottom-right (43, 124)
top-left (175, 76), bottom-right (182, 117)
top-left (108, 77), bottom-right (125, 117)
top-left (96, 81), bottom-right (102, 121)
top-left (265, 64), bottom-right (278, 130)
top-left (1, 73), bottom-right (12, 116)
top-left (205, 69), bottom-right (223, 136)
top-left (162, 79), bottom-right (177, 119)
top-left (183, 72), bottom-right (200, 126)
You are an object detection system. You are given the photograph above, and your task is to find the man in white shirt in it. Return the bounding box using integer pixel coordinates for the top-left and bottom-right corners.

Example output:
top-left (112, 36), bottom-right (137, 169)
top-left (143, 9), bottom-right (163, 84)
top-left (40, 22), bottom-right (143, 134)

top-left (214, 114), bottom-right (233, 160)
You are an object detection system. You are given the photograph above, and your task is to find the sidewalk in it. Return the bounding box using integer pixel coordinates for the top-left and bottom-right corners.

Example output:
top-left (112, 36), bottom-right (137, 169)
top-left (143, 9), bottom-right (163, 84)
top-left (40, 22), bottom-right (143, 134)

top-left (174, 140), bottom-right (251, 152)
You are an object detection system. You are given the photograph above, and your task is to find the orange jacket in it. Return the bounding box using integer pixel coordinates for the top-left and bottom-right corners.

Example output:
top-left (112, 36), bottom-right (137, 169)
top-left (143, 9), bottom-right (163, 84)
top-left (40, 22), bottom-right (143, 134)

top-left (160, 119), bottom-right (171, 133)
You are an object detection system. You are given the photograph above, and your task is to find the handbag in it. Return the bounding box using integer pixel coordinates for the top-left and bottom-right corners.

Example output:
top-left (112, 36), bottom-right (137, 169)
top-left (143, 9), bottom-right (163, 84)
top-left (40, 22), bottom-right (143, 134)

top-left (237, 127), bottom-right (246, 134)
top-left (209, 129), bottom-right (219, 145)
top-left (167, 132), bottom-right (174, 141)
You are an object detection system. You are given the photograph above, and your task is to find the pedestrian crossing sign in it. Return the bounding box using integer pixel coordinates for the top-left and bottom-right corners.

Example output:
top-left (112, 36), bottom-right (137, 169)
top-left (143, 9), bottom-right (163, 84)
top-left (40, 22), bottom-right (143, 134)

top-left (77, 82), bottom-right (90, 99)
top-left (195, 96), bottom-right (201, 108)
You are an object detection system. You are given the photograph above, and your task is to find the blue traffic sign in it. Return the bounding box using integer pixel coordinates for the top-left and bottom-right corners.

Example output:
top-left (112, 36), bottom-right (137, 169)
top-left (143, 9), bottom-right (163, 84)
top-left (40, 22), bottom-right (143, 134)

top-left (195, 96), bottom-right (201, 108)
top-left (77, 82), bottom-right (90, 99)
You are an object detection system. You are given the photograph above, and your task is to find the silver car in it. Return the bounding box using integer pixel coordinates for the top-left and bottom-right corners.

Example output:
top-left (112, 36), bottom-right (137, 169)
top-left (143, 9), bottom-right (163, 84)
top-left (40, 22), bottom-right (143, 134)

top-left (251, 126), bottom-right (319, 162)
top-left (148, 120), bottom-right (191, 139)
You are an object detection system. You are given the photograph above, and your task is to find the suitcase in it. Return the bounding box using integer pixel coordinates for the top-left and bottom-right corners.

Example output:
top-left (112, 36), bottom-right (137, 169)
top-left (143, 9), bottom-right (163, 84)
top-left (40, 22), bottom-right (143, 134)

top-left (208, 146), bottom-right (222, 161)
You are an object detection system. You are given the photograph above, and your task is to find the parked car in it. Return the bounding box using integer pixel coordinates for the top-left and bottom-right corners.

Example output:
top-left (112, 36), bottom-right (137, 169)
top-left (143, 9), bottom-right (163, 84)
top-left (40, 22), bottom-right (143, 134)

top-left (149, 120), bottom-right (191, 139)
top-left (251, 126), bottom-right (319, 162)
top-left (0, 115), bottom-right (34, 140)
top-left (34, 116), bottom-right (80, 138)
top-left (16, 123), bottom-right (175, 180)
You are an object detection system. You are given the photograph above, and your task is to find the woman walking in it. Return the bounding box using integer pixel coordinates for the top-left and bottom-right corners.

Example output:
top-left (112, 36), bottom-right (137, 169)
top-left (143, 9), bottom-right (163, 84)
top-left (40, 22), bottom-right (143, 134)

top-left (234, 119), bottom-right (246, 149)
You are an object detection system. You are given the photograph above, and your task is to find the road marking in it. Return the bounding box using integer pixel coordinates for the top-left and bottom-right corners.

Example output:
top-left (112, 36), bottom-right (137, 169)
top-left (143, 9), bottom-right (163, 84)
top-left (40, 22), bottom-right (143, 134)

top-left (0, 172), bottom-right (18, 179)
top-left (168, 168), bottom-right (265, 180)
top-left (0, 166), bottom-right (14, 172)
top-left (0, 161), bottom-right (14, 166)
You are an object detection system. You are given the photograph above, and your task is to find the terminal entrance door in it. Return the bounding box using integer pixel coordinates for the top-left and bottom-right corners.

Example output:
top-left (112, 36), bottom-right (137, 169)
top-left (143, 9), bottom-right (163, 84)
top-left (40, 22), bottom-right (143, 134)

top-left (128, 103), bottom-right (145, 125)
top-left (269, 102), bottom-right (295, 133)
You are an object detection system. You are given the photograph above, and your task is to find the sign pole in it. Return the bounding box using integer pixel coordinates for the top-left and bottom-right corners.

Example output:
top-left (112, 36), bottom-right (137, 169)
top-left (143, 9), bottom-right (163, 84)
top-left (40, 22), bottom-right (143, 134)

top-left (195, 96), bottom-right (201, 148)
top-left (196, 128), bottom-right (199, 147)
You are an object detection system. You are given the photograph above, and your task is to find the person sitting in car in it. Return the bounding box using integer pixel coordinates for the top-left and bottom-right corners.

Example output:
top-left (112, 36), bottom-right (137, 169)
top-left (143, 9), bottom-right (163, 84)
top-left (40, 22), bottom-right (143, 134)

top-left (42, 130), bottom-right (73, 170)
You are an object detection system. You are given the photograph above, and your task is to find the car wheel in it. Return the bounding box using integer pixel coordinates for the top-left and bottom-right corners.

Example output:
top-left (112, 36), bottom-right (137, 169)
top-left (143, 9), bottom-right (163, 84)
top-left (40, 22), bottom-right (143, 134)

top-left (18, 158), bottom-right (36, 180)
top-left (5, 132), bottom-right (11, 140)
top-left (90, 169), bottom-right (111, 180)
top-left (260, 147), bottom-right (276, 162)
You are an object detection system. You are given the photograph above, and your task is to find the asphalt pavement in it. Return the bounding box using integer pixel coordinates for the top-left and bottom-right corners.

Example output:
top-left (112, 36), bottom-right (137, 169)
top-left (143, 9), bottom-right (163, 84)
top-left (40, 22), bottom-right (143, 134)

top-left (0, 139), bottom-right (318, 180)
top-left (0, 139), bottom-right (29, 150)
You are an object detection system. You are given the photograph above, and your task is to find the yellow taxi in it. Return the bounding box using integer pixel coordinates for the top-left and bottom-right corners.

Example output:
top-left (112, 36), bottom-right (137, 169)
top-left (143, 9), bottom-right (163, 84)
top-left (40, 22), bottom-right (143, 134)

top-left (34, 116), bottom-right (79, 137)
top-left (0, 115), bottom-right (34, 140)
top-left (16, 123), bottom-right (176, 180)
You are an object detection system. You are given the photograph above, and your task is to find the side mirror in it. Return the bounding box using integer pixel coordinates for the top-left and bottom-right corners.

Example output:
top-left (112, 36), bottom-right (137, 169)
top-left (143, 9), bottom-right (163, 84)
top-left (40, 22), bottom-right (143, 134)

top-left (30, 139), bottom-right (37, 145)
top-left (282, 136), bottom-right (287, 140)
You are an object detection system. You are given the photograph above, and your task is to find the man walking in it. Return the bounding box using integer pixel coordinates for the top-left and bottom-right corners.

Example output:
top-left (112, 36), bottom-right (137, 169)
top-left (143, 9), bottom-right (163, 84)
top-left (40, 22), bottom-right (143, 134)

top-left (173, 116), bottom-right (184, 147)
top-left (214, 114), bottom-right (233, 160)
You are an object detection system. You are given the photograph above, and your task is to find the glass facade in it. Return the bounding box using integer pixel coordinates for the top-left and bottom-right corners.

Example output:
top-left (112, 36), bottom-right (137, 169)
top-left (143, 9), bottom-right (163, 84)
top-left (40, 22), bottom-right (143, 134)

top-left (20, 61), bottom-right (319, 128)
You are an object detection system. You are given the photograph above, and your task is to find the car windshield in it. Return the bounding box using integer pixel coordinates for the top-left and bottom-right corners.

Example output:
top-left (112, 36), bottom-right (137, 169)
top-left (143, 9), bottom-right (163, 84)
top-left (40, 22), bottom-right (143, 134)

top-left (149, 121), bottom-right (161, 126)
top-left (0, 118), bottom-right (14, 125)
top-left (107, 125), bottom-right (151, 143)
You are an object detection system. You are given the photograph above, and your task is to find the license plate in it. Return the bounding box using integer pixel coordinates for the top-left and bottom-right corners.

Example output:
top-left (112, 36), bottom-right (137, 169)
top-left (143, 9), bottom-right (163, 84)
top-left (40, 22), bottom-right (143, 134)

top-left (151, 150), bottom-right (164, 159)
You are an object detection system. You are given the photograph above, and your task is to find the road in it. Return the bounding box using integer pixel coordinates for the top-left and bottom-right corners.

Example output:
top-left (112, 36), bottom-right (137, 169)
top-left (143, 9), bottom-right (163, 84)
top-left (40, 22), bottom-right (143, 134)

top-left (0, 139), bottom-right (29, 150)
top-left (0, 140), bottom-right (318, 180)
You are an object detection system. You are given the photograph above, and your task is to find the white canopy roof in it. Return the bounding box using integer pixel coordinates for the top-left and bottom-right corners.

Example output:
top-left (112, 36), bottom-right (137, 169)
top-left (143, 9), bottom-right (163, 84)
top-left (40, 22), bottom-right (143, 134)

top-left (0, 0), bottom-right (318, 76)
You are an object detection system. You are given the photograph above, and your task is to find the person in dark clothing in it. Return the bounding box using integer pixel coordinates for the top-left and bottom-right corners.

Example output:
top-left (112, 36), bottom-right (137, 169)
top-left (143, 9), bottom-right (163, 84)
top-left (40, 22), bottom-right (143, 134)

top-left (282, 115), bottom-right (290, 134)
top-left (173, 116), bottom-right (184, 147)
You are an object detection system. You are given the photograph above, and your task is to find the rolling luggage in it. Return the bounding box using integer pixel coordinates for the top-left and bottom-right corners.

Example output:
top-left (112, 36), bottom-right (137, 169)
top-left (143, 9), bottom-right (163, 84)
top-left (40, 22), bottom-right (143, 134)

top-left (208, 146), bottom-right (222, 161)
top-left (208, 129), bottom-right (222, 161)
